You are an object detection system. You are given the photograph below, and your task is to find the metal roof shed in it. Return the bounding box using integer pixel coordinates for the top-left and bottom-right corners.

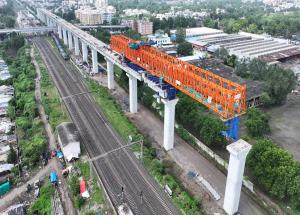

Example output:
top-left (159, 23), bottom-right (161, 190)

top-left (57, 122), bottom-right (81, 162)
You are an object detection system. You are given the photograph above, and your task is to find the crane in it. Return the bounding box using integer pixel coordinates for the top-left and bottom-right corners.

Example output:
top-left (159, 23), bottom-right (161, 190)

top-left (110, 35), bottom-right (247, 139)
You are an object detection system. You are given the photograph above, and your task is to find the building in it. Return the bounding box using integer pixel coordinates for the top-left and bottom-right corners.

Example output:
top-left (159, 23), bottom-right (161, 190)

top-left (0, 95), bottom-right (13, 109)
top-left (95, 0), bottom-right (107, 9)
top-left (75, 4), bottom-right (116, 25)
top-left (137, 20), bottom-right (153, 36)
top-left (0, 85), bottom-right (14, 96)
top-left (0, 60), bottom-right (10, 81)
top-left (2, 204), bottom-right (25, 215)
top-left (57, 122), bottom-right (81, 162)
top-left (0, 118), bottom-right (14, 134)
top-left (222, 32), bottom-right (300, 64)
top-left (147, 31), bottom-right (171, 47)
top-left (123, 9), bottom-right (150, 17)
top-left (125, 20), bottom-right (153, 36)
top-left (75, 8), bottom-right (102, 25)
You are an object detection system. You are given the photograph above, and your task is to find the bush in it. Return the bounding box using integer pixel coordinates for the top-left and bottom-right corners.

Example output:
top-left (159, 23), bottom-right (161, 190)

top-left (29, 183), bottom-right (54, 214)
top-left (245, 107), bottom-right (270, 137)
top-left (247, 139), bottom-right (300, 209)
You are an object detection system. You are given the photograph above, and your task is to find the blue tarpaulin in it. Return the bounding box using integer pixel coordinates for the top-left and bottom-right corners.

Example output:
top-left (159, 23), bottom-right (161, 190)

top-left (50, 171), bottom-right (57, 183)
top-left (56, 151), bottom-right (63, 159)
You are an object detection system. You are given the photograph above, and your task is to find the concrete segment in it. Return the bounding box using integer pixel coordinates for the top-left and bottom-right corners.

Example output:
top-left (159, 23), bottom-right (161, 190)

top-left (63, 28), bottom-right (68, 46)
top-left (68, 31), bottom-right (73, 50)
top-left (128, 74), bottom-right (138, 113)
top-left (162, 98), bottom-right (178, 151)
top-left (58, 25), bottom-right (62, 39)
top-left (82, 42), bottom-right (88, 62)
top-left (223, 139), bottom-right (252, 215)
top-left (74, 36), bottom-right (80, 56)
top-left (92, 48), bottom-right (98, 73)
top-left (107, 60), bottom-right (114, 89)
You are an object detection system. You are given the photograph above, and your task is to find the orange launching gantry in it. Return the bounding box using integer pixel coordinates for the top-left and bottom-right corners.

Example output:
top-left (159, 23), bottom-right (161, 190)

top-left (110, 35), bottom-right (247, 120)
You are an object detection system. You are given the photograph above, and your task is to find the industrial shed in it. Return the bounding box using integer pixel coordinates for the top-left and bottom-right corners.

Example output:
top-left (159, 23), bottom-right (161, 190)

top-left (57, 122), bottom-right (80, 162)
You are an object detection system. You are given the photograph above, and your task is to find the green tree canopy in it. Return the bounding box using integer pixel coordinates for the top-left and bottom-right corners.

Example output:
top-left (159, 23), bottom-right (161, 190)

top-left (177, 42), bottom-right (193, 56)
top-left (245, 107), bottom-right (270, 137)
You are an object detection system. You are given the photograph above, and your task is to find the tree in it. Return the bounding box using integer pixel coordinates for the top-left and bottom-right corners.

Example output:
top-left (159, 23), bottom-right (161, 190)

top-left (175, 28), bottom-right (186, 43)
top-left (7, 145), bottom-right (17, 164)
top-left (247, 139), bottom-right (300, 208)
top-left (248, 58), bottom-right (268, 80)
top-left (124, 29), bottom-right (141, 40)
top-left (245, 107), bottom-right (270, 137)
top-left (264, 65), bottom-right (296, 105)
top-left (199, 116), bottom-right (226, 147)
top-left (177, 42), bottom-right (193, 56)
top-left (215, 47), bottom-right (229, 60)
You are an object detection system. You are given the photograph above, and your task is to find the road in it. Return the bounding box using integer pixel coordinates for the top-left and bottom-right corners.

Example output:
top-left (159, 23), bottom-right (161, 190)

top-left (33, 37), bottom-right (180, 215)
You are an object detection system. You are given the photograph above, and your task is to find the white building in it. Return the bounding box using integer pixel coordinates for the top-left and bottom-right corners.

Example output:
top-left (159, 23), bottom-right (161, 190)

top-left (123, 9), bottom-right (150, 17)
top-left (57, 122), bottom-right (81, 162)
top-left (95, 0), bottom-right (107, 9)
top-left (0, 118), bottom-right (14, 134)
top-left (75, 4), bottom-right (116, 24)
top-left (0, 95), bottom-right (13, 108)
top-left (147, 32), bottom-right (171, 47)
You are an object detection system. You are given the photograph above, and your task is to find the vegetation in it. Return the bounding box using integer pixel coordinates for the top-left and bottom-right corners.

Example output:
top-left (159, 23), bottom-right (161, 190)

top-left (90, 28), bottom-right (111, 44)
top-left (247, 139), bottom-right (300, 210)
top-left (0, 36), bottom-right (47, 167)
top-left (177, 42), bottom-right (193, 56)
top-left (86, 78), bottom-right (139, 140)
top-left (219, 12), bottom-right (300, 38)
top-left (0, 0), bottom-right (16, 28)
top-left (55, 8), bottom-right (79, 23)
top-left (35, 48), bottom-right (70, 130)
top-left (110, 0), bottom-right (170, 13)
top-left (85, 76), bottom-right (204, 214)
top-left (7, 145), bottom-right (17, 164)
top-left (28, 183), bottom-right (55, 215)
top-left (124, 29), bottom-right (142, 41)
top-left (235, 58), bottom-right (296, 106)
top-left (215, 48), bottom-right (237, 68)
top-left (68, 161), bottom-right (109, 214)
top-left (245, 107), bottom-right (270, 137)
top-left (199, 0), bottom-right (300, 38)
top-left (175, 28), bottom-right (186, 43)
top-left (150, 16), bottom-right (196, 32)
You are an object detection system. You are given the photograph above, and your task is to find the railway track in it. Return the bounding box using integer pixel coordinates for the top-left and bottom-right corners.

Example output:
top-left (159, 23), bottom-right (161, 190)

top-left (33, 37), bottom-right (181, 215)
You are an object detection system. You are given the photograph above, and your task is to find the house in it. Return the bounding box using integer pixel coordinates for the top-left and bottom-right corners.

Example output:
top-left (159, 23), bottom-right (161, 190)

top-left (0, 95), bottom-right (13, 109)
top-left (0, 163), bottom-right (14, 177)
top-left (57, 122), bottom-right (81, 162)
top-left (2, 204), bottom-right (25, 215)
top-left (0, 118), bottom-right (14, 134)
top-left (0, 85), bottom-right (14, 96)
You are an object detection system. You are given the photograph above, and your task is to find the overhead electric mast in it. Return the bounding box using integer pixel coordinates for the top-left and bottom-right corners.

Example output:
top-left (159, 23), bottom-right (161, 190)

top-left (110, 35), bottom-right (247, 120)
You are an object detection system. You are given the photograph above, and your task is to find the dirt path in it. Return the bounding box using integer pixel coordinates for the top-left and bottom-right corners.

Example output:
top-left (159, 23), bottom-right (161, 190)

top-left (0, 159), bottom-right (56, 211)
top-left (31, 47), bottom-right (76, 215)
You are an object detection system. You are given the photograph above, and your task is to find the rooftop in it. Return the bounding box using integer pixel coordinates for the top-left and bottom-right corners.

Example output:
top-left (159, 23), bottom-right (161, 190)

top-left (57, 122), bottom-right (80, 147)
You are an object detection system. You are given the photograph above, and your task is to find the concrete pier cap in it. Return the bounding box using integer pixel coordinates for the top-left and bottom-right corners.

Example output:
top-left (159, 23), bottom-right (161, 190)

top-left (223, 139), bottom-right (252, 215)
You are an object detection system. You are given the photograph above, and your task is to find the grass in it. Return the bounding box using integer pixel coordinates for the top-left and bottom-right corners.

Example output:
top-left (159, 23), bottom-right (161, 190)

top-left (35, 48), bottom-right (70, 130)
top-left (86, 78), bottom-right (138, 141)
top-left (28, 182), bottom-right (55, 215)
top-left (68, 160), bottom-right (109, 214)
top-left (84, 77), bottom-right (204, 215)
